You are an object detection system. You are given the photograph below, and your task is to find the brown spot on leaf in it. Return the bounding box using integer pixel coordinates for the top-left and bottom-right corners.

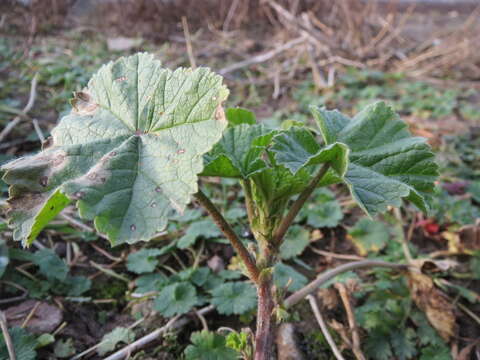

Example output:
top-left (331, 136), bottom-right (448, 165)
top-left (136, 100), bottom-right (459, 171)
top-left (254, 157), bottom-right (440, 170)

top-left (130, 224), bottom-right (136, 231)
top-left (110, 151), bottom-right (117, 157)
top-left (214, 104), bottom-right (226, 123)
top-left (115, 76), bottom-right (127, 82)
top-left (41, 136), bottom-right (53, 150)
top-left (71, 91), bottom-right (98, 116)
top-left (155, 187), bottom-right (162, 193)
top-left (87, 172), bottom-right (97, 181)
top-left (150, 202), bottom-right (157, 208)
top-left (176, 149), bottom-right (185, 155)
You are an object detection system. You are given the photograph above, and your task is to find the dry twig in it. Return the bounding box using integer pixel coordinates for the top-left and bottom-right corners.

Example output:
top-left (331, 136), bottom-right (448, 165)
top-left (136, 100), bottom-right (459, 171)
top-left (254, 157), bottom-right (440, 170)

top-left (285, 260), bottom-right (407, 308)
top-left (181, 16), bottom-right (196, 69)
top-left (219, 36), bottom-right (306, 75)
top-left (0, 73), bottom-right (38, 144)
top-left (103, 305), bottom-right (215, 360)
top-left (0, 311), bottom-right (16, 360)
top-left (335, 283), bottom-right (366, 360)
top-left (306, 295), bottom-right (345, 360)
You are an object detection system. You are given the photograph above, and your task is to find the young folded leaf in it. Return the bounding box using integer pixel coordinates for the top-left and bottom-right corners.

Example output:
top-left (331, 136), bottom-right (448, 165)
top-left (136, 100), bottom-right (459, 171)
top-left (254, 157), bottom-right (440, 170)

top-left (270, 126), bottom-right (349, 176)
top-left (202, 124), bottom-right (275, 178)
top-left (311, 101), bottom-right (438, 215)
top-left (1, 53), bottom-right (229, 246)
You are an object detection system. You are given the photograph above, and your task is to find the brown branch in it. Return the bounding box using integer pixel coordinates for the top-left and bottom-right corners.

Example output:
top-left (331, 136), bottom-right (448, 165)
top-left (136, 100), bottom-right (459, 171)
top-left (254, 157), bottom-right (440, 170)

top-left (335, 283), bottom-right (366, 360)
top-left (194, 190), bottom-right (260, 283)
top-left (0, 311), bottom-right (16, 360)
top-left (285, 260), bottom-right (407, 308)
top-left (0, 73), bottom-right (38, 144)
top-left (307, 295), bottom-right (345, 360)
top-left (181, 16), bottom-right (196, 69)
top-left (273, 163), bottom-right (330, 245)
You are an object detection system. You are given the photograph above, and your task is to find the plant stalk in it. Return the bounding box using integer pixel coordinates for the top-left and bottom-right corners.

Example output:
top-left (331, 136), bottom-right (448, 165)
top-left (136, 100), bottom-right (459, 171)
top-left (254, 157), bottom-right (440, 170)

top-left (254, 277), bottom-right (276, 360)
top-left (194, 190), bottom-right (260, 283)
top-left (273, 163), bottom-right (331, 245)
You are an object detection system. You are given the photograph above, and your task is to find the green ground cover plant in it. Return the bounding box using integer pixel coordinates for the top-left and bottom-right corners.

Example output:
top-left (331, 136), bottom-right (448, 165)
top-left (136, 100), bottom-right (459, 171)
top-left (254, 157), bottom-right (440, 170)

top-left (1, 53), bottom-right (440, 359)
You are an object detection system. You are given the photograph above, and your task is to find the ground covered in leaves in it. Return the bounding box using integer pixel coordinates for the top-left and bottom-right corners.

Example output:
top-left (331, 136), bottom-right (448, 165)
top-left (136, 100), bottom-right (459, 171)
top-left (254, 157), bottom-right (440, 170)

top-left (1, 1), bottom-right (479, 359)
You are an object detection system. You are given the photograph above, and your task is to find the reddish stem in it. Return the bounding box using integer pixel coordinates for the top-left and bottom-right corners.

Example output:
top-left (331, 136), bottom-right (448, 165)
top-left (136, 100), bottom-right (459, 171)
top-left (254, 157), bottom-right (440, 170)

top-left (254, 278), bottom-right (276, 360)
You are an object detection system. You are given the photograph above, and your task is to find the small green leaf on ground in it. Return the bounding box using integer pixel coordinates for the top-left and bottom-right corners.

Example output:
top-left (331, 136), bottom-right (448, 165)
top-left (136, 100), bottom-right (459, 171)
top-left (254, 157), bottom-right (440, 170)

top-left (184, 330), bottom-right (239, 360)
top-left (127, 248), bottom-right (164, 274)
top-left (211, 281), bottom-right (257, 315)
top-left (303, 188), bottom-right (343, 228)
top-left (135, 273), bottom-right (168, 293)
top-left (279, 225), bottom-right (310, 259)
top-left (154, 282), bottom-right (198, 316)
top-left (178, 219), bottom-right (221, 249)
top-left (273, 263), bottom-right (308, 291)
top-left (33, 249), bottom-right (68, 281)
top-left (97, 327), bottom-right (135, 356)
top-left (0, 327), bottom-right (37, 360)
top-left (54, 338), bottom-right (75, 358)
top-left (348, 218), bottom-right (390, 256)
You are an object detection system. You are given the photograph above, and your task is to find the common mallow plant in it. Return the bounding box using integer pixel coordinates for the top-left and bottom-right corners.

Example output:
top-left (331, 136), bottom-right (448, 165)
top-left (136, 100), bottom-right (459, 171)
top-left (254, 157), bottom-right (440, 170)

top-left (1, 53), bottom-right (438, 360)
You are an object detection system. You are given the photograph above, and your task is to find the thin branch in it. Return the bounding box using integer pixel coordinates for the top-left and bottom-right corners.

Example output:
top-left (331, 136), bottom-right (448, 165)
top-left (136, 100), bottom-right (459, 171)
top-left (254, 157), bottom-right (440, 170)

top-left (219, 36), bottom-right (306, 75)
top-left (194, 190), bottom-right (260, 283)
top-left (103, 305), bottom-right (214, 360)
top-left (181, 16), bottom-right (196, 69)
top-left (274, 163), bottom-right (330, 245)
top-left (0, 73), bottom-right (38, 144)
top-left (0, 311), bottom-right (16, 360)
top-left (306, 295), bottom-right (345, 360)
top-left (335, 283), bottom-right (366, 360)
top-left (285, 260), bottom-right (407, 308)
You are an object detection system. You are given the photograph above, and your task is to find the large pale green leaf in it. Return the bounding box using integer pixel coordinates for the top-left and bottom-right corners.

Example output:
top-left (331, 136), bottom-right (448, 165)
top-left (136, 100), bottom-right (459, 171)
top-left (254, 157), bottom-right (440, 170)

top-left (202, 124), bottom-right (274, 178)
top-left (312, 101), bottom-right (438, 215)
top-left (1, 53), bottom-right (229, 246)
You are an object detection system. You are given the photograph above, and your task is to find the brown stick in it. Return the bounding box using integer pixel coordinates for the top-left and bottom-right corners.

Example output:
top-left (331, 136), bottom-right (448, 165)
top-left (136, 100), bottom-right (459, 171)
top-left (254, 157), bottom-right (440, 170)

top-left (181, 16), bottom-right (196, 70)
top-left (194, 190), bottom-right (260, 283)
top-left (0, 311), bottom-right (16, 360)
top-left (273, 163), bottom-right (330, 245)
top-left (285, 260), bottom-right (407, 308)
top-left (335, 283), bottom-right (366, 360)
top-left (307, 295), bottom-right (345, 360)
top-left (0, 73), bottom-right (38, 144)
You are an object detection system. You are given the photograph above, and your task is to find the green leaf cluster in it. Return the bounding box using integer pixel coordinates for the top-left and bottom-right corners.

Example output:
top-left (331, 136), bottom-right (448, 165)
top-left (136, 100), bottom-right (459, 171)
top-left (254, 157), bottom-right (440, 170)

top-left (184, 330), bottom-right (239, 360)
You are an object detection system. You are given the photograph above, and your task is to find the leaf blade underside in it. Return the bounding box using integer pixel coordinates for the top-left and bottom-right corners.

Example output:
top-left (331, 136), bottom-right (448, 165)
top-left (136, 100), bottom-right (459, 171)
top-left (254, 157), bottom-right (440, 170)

top-left (1, 53), bottom-right (229, 246)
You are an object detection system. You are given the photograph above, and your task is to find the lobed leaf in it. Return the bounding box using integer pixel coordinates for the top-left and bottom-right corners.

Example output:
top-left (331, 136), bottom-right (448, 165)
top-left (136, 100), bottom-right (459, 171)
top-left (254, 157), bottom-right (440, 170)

top-left (270, 126), bottom-right (349, 176)
top-left (1, 53), bottom-right (229, 246)
top-left (312, 101), bottom-right (438, 216)
top-left (210, 281), bottom-right (257, 315)
top-left (202, 124), bottom-right (275, 178)
top-left (184, 331), bottom-right (239, 360)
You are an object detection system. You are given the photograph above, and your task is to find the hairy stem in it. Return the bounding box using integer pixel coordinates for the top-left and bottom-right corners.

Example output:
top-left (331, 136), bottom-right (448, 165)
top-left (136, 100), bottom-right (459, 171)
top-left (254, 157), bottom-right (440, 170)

top-left (273, 163), bottom-right (331, 245)
top-left (194, 190), bottom-right (260, 283)
top-left (284, 260), bottom-right (408, 308)
top-left (254, 277), bottom-right (276, 360)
